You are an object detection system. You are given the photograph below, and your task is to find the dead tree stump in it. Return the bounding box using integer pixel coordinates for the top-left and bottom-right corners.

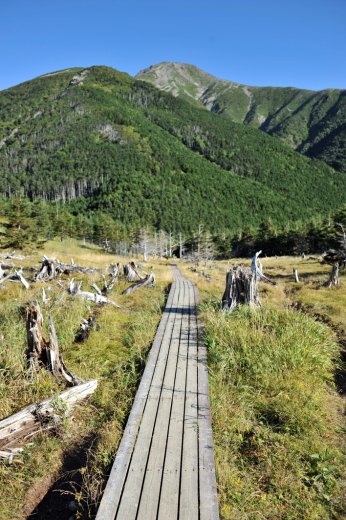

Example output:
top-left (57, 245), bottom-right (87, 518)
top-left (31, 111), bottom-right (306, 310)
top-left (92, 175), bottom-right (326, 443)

top-left (222, 267), bottom-right (261, 312)
top-left (26, 301), bottom-right (81, 385)
top-left (26, 302), bottom-right (48, 371)
top-left (222, 252), bottom-right (275, 312)
top-left (327, 262), bottom-right (339, 287)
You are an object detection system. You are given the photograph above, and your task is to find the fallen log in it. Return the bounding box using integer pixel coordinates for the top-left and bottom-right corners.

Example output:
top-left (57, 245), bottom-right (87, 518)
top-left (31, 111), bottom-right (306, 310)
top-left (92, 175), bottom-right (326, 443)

top-left (15, 269), bottom-right (30, 289)
top-left (0, 251), bottom-right (26, 260)
top-left (122, 273), bottom-right (156, 295)
top-left (123, 261), bottom-right (145, 282)
top-left (36, 256), bottom-right (99, 281)
top-left (0, 272), bottom-right (13, 286)
top-left (0, 268), bottom-right (30, 289)
top-left (26, 301), bottom-right (82, 385)
top-left (0, 380), bottom-right (97, 459)
top-left (0, 262), bottom-right (16, 270)
top-left (68, 280), bottom-right (120, 307)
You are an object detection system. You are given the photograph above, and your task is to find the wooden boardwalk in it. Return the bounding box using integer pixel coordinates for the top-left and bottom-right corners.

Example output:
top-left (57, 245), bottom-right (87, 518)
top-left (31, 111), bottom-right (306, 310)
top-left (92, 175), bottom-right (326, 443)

top-left (96, 269), bottom-right (219, 520)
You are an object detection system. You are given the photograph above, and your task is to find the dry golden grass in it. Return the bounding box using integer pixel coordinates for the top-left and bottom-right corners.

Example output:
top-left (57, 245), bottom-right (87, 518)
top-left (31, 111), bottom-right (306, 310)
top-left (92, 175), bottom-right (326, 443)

top-left (180, 255), bottom-right (346, 519)
top-left (0, 240), bottom-right (172, 519)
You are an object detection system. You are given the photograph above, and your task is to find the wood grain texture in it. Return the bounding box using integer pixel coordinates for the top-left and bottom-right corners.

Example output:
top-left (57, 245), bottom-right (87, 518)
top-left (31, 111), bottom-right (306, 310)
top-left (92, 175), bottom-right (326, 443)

top-left (96, 268), bottom-right (219, 520)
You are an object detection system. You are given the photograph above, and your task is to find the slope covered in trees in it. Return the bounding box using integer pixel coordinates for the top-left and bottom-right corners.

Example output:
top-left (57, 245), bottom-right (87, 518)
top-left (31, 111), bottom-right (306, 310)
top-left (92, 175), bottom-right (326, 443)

top-left (137, 62), bottom-right (346, 172)
top-left (0, 65), bottom-right (345, 237)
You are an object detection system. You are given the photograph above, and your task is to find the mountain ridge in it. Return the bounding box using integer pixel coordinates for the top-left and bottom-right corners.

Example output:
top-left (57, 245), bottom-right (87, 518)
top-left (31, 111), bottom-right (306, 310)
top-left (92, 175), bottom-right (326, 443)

top-left (0, 65), bottom-right (345, 234)
top-left (136, 62), bottom-right (346, 172)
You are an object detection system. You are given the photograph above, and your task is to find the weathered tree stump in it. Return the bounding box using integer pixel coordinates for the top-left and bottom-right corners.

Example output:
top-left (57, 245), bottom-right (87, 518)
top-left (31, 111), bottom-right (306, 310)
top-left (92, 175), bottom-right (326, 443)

top-left (327, 262), bottom-right (339, 287)
top-left (75, 316), bottom-right (95, 343)
top-left (102, 263), bottom-right (120, 293)
top-left (222, 252), bottom-right (275, 312)
top-left (123, 262), bottom-right (145, 282)
top-left (222, 267), bottom-right (261, 312)
top-left (293, 268), bottom-right (299, 283)
top-left (36, 256), bottom-right (99, 281)
top-left (26, 301), bottom-right (82, 385)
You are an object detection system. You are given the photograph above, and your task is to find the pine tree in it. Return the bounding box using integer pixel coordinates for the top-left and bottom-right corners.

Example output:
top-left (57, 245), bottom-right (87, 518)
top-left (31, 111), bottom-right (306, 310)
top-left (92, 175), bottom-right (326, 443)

top-left (2, 198), bottom-right (36, 250)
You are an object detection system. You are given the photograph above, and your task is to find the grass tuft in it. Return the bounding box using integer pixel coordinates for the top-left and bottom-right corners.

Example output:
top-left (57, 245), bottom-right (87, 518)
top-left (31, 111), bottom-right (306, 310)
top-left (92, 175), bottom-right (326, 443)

top-left (202, 304), bottom-right (345, 519)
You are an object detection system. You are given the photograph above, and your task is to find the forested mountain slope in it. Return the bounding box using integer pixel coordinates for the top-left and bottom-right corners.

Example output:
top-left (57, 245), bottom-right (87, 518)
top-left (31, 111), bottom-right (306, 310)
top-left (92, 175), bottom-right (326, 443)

top-left (0, 65), bottom-right (345, 233)
top-left (137, 62), bottom-right (346, 173)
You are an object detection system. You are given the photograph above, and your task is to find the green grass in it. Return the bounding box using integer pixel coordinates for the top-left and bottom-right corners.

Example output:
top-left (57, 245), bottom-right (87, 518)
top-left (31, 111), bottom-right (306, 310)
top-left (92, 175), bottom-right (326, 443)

top-left (179, 257), bottom-right (346, 519)
top-left (0, 240), bottom-right (172, 519)
top-left (203, 304), bottom-right (345, 519)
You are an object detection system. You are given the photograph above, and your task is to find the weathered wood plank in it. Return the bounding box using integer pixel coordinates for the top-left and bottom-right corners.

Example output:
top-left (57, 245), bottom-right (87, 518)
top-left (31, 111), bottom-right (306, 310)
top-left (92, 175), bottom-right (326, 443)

top-left (194, 284), bottom-right (220, 520)
top-left (137, 282), bottom-right (188, 519)
top-left (157, 282), bottom-right (190, 520)
top-left (115, 281), bottom-right (184, 519)
top-left (96, 270), bottom-right (219, 520)
top-left (95, 282), bottom-right (177, 520)
top-left (179, 282), bottom-right (199, 520)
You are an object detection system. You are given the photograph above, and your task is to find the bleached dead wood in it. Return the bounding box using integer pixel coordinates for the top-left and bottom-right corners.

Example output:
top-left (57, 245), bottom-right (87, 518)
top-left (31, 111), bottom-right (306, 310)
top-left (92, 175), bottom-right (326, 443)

top-left (222, 267), bottom-right (261, 312)
top-left (26, 302), bottom-right (82, 385)
top-left (0, 262), bottom-right (16, 270)
top-left (0, 272), bottom-right (13, 286)
top-left (251, 251), bottom-right (276, 285)
top-left (68, 280), bottom-right (120, 307)
top-left (327, 263), bottom-right (340, 288)
top-left (15, 269), bottom-right (30, 289)
top-left (91, 282), bottom-right (103, 296)
top-left (47, 316), bottom-right (82, 385)
top-left (122, 273), bottom-right (156, 295)
top-left (75, 316), bottom-right (95, 342)
top-left (0, 269), bottom-right (30, 289)
top-left (123, 261), bottom-right (145, 282)
top-left (26, 302), bottom-right (47, 372)
top-left (0, 251), bottom-right (26, 260)
top-left (102, 263), bottom-right (120, 293)
top-left (42, 287), bottom-right (49, 304)
top-left (293, 268), bottom-right (299, 283)
top-left (123, 263), bottom-right (136, 282)
top-left (36, 256), bottom-right (99, 281)
top-left (0, 380), bottom-right (97, 459)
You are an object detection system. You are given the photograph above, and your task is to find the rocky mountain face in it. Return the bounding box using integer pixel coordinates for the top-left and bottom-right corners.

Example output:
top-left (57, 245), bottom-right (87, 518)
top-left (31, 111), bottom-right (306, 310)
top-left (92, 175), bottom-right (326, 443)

top-left (136, 62), bottom-right (346, 172)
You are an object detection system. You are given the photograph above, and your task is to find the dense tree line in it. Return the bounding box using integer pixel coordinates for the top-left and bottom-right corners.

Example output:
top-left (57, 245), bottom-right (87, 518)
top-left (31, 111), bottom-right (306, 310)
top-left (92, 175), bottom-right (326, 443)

top-left (1, 197), bottom-right (345, 260)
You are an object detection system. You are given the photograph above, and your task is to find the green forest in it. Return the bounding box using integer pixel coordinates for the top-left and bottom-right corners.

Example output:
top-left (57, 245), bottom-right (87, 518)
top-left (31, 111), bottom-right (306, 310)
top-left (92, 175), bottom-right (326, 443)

top-left (0, 65), bottom-right (345, 253)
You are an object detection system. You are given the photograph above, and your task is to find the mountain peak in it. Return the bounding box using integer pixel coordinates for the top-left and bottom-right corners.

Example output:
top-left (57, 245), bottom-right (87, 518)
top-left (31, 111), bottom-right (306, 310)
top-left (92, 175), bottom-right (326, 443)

top-left (136, 62), bottom-right (232, 101)
top-left (137, 62), bottom-right (346, 171)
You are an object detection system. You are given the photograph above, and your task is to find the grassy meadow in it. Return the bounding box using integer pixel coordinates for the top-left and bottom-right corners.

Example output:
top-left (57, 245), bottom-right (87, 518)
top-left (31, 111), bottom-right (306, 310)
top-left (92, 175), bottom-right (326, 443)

top-left (0, 243), bottom-right (345, 519)
top-left (180, 256), bottom-right (346, 519)
top-left (0, 239), bottom-right (172, 519)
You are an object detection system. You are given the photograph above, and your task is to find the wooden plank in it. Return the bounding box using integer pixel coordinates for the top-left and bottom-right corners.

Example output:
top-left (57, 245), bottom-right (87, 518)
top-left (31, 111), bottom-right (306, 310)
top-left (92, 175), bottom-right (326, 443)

top-left (179, 281), bottom-right (199, 520)
top-left (157, 281), bottom-right (190, 520)
top-left (97, 271), bottom-right (219, 520)
top-left (136, 281), bottom-right (188, 519)
top-left (96, 281), bottom-right (178, 520)
top-left (115, 280), bottom-right (184, 519)
top-left (194, 284), bottom-right (220, 520)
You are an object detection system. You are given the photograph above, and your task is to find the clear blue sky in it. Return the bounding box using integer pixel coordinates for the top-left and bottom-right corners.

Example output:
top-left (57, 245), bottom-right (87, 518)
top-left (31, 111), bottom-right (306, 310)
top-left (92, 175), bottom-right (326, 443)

top-left (1, 0), bottom-right (345, 91)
